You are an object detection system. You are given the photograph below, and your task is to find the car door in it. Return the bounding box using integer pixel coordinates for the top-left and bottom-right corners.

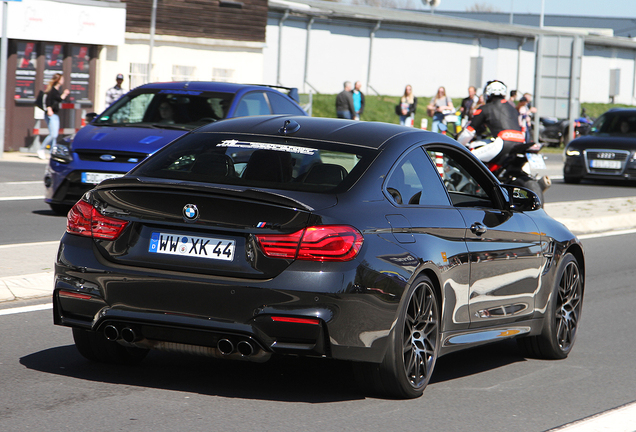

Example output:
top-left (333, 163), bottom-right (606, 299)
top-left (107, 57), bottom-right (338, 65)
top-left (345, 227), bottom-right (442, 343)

top-left (383, 146), bottom-right (472, 330)
top-left (425, 144), bottom-right (543, 328)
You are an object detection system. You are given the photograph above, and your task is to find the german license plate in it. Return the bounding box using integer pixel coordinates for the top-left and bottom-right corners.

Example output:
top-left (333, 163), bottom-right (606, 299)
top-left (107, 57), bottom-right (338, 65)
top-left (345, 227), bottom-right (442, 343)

top-left (148, 232), bottom-right (235, 261)
top-left (590, 159), bottom-right (621, 169)
top-left (526, 153), bottom-right (547, 170)
top-left (81, 172), bottom-right (122, 184)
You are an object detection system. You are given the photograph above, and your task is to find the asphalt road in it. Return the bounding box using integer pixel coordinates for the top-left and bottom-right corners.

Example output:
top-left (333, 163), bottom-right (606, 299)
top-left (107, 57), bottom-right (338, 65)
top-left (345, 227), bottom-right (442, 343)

top-left (1, 232), bottom-right (634, 431)
top-left (2, 157), bottom-right (636, 431)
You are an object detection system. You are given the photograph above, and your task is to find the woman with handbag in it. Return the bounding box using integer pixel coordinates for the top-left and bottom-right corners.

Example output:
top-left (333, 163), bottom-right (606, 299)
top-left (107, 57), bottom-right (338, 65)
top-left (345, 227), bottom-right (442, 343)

top-left (396, 85), bottom-right (417, 127)
top-left (38, 73), bottom-right (70, 159)
top-left (427, 86), bottom-right (454, 133)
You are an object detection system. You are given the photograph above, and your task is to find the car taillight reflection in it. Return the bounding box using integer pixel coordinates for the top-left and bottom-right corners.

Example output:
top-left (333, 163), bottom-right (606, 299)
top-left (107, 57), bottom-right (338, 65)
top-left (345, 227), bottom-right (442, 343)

top-left (256, 225), bottom-right (363, 262)
top-left (67, 200), bottom-right (128, 240)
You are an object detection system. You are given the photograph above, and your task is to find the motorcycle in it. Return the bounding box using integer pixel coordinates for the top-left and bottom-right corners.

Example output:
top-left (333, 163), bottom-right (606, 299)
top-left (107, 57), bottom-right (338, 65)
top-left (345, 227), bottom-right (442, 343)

top-left (538, 108), bottom-right (594, 146)
top-left (467, 138), bottom-right (551, 203)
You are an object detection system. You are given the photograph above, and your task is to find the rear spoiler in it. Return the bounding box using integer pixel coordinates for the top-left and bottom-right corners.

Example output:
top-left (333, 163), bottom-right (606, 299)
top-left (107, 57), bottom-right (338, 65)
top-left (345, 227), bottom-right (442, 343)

top-left (259, 84), bottom-right (300, 103)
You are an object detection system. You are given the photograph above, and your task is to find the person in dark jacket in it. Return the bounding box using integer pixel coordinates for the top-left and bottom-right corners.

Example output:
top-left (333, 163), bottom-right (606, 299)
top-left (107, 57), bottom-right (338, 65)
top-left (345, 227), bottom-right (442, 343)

top-left (458, 80), bottom-right (525, 165)
top-left (38, 73), bottom-right (70, 159)
top-left (336, 81), bottom-right (355, 119)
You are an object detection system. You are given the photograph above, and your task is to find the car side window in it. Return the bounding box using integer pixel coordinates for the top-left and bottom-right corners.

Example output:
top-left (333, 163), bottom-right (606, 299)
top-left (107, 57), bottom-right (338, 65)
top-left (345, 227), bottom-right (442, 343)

top-left (385, 148), bottom-right (450, 206)
top-left (426, 148), bottom-right (499, 208)
top-left (267, 91), bottom-right (306, 115)
top-left (234, 92), bottom-right (271, 117)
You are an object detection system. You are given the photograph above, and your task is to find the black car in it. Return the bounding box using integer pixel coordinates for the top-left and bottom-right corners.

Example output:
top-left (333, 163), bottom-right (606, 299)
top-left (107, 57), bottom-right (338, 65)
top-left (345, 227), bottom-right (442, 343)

top-left (563, 108), bottom-right (636, 183)
top-left (54, 115), bottom-right (584, 399)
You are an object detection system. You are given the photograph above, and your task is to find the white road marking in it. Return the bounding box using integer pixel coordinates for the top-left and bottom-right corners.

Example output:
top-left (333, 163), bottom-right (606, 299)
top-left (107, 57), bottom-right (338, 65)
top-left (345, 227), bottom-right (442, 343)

top-left (548, 401), bottom-right (636, 431)
top-left (0, 181), bottom-right (42, 185)
top-left (578, 228), bottom-right (636, 240)
top-left (0, 241), bottom-right (59, 249)
top-left (0, 303), bottom-right (52, 316)
top-left (0, 195), bottom-right (44, 201)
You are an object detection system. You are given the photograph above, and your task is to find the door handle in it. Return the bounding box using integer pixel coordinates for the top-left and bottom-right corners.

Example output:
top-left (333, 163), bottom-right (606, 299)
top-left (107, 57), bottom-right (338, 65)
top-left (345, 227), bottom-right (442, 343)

top-left (470, 222), bottom-right (487, 235)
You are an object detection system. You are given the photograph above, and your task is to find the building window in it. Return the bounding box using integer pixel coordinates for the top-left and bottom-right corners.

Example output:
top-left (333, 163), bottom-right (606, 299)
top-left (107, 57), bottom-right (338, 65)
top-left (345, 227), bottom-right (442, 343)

top-left (130, 63), bottom-right (151, 88)
top-left (213, 68), bottom-right (234, 82)
top-left (172, 65), bottom-right (196, 81)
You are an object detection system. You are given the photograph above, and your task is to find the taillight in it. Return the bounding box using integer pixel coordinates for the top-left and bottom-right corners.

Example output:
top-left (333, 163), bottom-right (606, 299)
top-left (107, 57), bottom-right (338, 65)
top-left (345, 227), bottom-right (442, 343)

top-left (67, 200), bottom-right (128, 240)
top-left (256, 225), bottom-right (363, 262)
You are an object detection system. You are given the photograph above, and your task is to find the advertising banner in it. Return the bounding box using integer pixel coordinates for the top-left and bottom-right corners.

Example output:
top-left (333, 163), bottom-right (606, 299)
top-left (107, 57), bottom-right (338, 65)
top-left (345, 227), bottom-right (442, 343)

top-left (70, 45), bottom-right (90, 102)
top-left (15, 41), bottom-right (37, 100)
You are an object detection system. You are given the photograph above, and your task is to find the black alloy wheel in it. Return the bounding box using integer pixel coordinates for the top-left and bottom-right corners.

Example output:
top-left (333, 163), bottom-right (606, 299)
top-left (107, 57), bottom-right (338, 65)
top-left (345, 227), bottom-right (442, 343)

top-left (518, 253), bottom-right (583, 359)
top-left (356, 276), bottom-right (440, 399)
top-left (401, 278), bottom-right (439, 391)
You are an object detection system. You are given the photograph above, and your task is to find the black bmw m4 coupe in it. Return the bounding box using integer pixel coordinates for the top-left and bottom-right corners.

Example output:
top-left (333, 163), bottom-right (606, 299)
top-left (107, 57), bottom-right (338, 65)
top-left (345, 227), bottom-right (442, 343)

top-left (54, 115), bottom-right (584, 398)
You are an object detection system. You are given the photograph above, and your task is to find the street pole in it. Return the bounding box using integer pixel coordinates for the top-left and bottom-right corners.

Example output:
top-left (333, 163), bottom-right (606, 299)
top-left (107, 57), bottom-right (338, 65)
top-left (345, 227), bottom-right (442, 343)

top-left (147, 0), bottom-right (157, 84)
top-left (0, 1), bottom-right (8, 158)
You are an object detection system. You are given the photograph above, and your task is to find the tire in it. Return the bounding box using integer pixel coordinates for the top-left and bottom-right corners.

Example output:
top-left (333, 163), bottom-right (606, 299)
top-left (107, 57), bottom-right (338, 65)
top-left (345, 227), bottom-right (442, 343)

top-left (49, 203), bottom-right (72, 216)
top-left (355, 276), bottom-right (440, 399)
top-left (72, 328), bottom-right (149, 365)
top-left (517, 253), bottom-right (583, 359)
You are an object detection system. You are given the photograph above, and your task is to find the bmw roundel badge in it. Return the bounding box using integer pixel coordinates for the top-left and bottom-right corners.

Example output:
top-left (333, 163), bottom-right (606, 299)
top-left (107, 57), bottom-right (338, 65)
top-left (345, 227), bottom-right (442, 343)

top-left (183, 204), bottom-right (199, 222)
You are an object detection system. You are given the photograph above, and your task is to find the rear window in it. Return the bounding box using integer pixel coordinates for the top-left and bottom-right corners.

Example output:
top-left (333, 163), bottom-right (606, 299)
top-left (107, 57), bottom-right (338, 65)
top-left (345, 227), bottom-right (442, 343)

top-left (132, 133), bottom-right (376, 193)
top-left (94, 89), bottom-right (234, 127)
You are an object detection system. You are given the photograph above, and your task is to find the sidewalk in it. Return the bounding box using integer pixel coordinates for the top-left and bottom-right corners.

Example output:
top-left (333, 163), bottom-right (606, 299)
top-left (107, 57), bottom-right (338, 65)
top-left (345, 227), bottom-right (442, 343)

top-left (0, 150), bottom-right (49, 164)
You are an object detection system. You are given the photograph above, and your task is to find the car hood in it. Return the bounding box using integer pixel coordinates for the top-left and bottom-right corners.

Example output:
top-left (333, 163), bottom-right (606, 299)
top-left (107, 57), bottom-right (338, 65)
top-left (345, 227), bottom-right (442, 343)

top-left (72, 124), bottom-right (190, 154)
top-left (568, 135), bottom-right (636, 151)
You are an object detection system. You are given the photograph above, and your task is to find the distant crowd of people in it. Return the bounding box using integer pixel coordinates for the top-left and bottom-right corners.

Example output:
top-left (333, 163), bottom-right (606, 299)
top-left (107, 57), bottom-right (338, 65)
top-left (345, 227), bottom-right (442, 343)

top-left (336, 81), bottom-right (537, 143)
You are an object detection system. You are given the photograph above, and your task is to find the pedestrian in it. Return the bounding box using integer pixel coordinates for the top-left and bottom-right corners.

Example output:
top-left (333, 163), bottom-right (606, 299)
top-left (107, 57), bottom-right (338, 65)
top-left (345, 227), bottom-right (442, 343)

top-left (516, 96), bottom-right (533, 143)
top-left (105, 73), bottom-right (126, 108)
top-left (459, 86), bottom-right (479, 123)
top-left (336, 81), bottom-right (355, 119)
top-left (352, 81), bottom-right (365, 120)
top-left (508, 89), bottom-right (518, 106)
top-left (397, 84), bottom-right (417, 127)
top-left (427, 86), bottom-right (454, 133)
top-left (38, 73), bottom-right (70, 160)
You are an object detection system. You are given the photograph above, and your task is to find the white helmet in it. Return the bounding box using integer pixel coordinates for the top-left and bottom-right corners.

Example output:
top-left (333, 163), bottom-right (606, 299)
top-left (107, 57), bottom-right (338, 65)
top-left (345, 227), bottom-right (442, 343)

top-left (484, 80), bottom-right (507, 100)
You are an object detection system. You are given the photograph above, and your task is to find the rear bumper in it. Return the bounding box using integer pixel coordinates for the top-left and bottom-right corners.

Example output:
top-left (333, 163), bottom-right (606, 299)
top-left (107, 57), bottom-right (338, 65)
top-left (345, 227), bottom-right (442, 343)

top-left (53, 234), bottom-right (399, 364)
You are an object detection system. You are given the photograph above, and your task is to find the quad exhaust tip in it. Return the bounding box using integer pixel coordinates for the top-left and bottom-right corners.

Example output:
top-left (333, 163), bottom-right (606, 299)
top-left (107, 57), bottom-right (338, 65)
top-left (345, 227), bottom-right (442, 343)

top-left (104, 325), bottom-right (119, 341)
top-left (217, 339), bottom-right (234, 355)
top-left (237, 340), bottom-right (255, 356)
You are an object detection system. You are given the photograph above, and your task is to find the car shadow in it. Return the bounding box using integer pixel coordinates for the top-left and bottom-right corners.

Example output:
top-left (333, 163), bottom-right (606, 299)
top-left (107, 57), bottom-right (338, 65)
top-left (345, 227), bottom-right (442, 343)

top-left (32, 209), bottom-right (66, 217)
top-left (431, 340), bottom-right (526, 384)
top-left (21, 340), bottom-right (526, 401)
top-left (21, 345), bottom-right (365, 403)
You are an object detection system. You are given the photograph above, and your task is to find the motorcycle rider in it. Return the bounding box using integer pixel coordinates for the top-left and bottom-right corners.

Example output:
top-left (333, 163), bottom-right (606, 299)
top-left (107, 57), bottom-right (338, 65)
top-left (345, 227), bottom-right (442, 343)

top-left (457, 80), bottom-right (525, 165)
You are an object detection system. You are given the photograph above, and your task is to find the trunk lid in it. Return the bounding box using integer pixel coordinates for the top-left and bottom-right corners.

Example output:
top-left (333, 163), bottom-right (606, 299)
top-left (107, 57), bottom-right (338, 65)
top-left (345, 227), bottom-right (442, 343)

top-left (89, 182), bottom-right (332, 279)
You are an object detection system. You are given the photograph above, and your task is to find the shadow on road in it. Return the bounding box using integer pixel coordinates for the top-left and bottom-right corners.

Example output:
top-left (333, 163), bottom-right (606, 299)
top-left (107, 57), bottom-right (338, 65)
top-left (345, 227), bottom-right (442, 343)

top-left (21, 339), bottom-right (526, 402)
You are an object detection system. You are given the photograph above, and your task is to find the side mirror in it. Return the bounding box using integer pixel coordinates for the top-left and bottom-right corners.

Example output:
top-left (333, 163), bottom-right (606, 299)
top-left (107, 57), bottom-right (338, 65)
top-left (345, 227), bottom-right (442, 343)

top-left (85, 112), bottom-right (98, 123)
top-left (502, 184), bottom-right (542, 211)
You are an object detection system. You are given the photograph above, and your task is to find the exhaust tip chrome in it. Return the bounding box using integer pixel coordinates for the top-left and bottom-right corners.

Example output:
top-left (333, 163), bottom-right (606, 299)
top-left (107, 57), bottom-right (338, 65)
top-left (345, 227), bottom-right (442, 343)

top-left (104, 325), bottom-right (119, 341)
top-left (237, 340), bottom-right (254, 356)
top-left (121, 327), bottom-right (139, 343)
top-left (217, 339), bottom-right (234, 355)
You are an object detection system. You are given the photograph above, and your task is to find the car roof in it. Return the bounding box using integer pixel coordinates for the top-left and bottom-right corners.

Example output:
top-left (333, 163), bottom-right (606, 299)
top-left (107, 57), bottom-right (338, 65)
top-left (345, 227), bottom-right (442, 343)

top-left (194, 115), bottom-right (445, 150)
top-left (133, 81), bottom-right (285, 94)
